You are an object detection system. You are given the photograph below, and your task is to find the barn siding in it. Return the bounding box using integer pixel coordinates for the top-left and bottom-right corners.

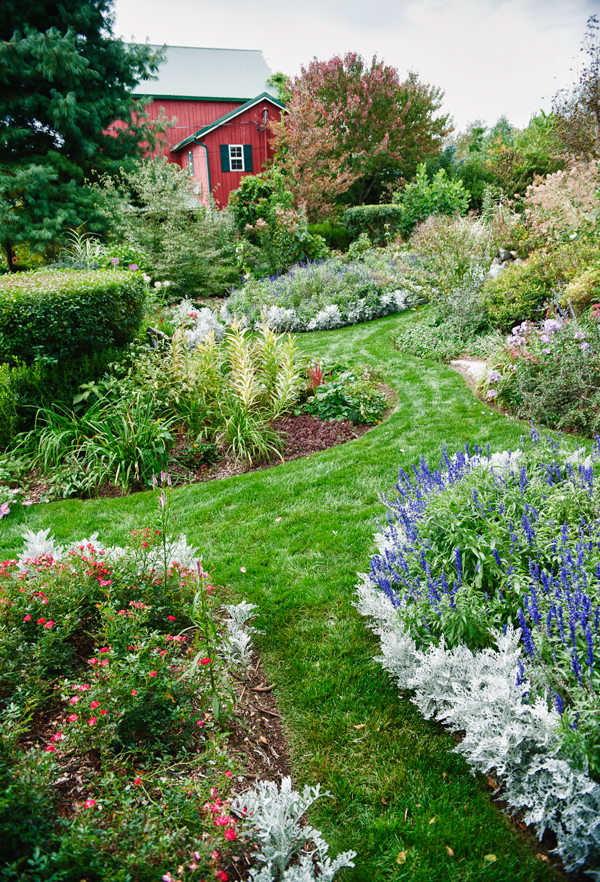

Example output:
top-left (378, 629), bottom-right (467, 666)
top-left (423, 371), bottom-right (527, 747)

top-left (192, 99), bottom-right (280, 206)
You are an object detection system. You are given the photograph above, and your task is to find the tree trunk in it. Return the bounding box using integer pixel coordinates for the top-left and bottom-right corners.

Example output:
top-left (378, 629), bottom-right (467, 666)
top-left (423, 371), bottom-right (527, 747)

top-left (3, 242), bottom-right (15, 272)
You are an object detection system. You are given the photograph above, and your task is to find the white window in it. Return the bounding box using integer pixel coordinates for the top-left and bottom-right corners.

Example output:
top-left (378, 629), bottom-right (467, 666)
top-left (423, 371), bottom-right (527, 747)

top-left (229, 144), bottom-right (244, 171)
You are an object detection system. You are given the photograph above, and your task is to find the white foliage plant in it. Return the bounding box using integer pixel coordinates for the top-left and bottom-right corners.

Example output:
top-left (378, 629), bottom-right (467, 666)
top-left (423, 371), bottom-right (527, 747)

top-left (232, 777), bottom-right (356, 882)
top-left (354, 571), bottom-right (600, 879)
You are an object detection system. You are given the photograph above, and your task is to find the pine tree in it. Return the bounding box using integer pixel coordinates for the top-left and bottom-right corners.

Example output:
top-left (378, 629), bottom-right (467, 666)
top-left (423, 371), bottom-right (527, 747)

top-left (0, 0), bottom-right (163, 268)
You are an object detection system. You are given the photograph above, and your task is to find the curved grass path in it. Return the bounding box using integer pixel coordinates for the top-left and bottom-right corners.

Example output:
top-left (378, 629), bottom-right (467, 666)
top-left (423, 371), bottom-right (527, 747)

top-left (1, 313), bottom-right (559, 881)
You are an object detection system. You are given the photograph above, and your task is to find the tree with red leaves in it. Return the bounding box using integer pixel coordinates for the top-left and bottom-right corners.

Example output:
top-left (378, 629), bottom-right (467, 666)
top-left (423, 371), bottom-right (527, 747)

top-left (271, 53), bottom-right (451, 215)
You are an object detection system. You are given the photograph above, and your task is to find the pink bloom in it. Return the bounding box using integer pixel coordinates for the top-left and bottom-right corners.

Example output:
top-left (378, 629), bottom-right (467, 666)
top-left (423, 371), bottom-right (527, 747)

top-left (160, 650), bottom-right (167, 657)
top-left (149, 670), bottom-right (157, 677)
top-left (100, 659), bottom-right (108, 666)
top-left (23, 615), bottom-right (31, 622)
top-left (210, 787), bottom-right (218, 799)
top-left (98, 580), bottom-right (112, 587)
top-left (224, 829), bottom-right (236, 841)
top-left (211, 851), bottom-right (220, 860)
top-left (217, 872), bottom-right (228, 882)
top-left (129, 263), bottom-right (138, 271)
top-left (201, 657), bottom-right (211, 665)
top-left (90, 701), bottom-right (100, 709)
top-left (134, 777), bottom-right (142, 785)
top-left (0, 502), bottom-right (10, 519)
top-left (131, 689), bottom-right (137, 696)
top-left (99, 647), bottom-right (110, 654)
top-left (51, 732), bottom-right (63, 742)
top-left (225, 770), bottom-right (232, 778)
top-left (37, 618), bottom-right (46, 624)
top-left (68, 714), bottom-right (78, 722)
top-left (83, 799), bottom-right (96, 809)
top-left (167, 615), bottom-right (176, 622)
top-left (88, 717), bottom-right (97, 726)
top-left (81, 684), bottom-right (90, 691)
top-left (142, 542), bottom-right (148, 547)
top-left (69, 696), bottom-right (80, 705)
top-left (44, 621), bottom-right (55, 629)
top-left (100, 709), bottom-right (108, 715)
top-left (45, 745), bottom-right (57, 753)
top-left (196, 719), bottom-right (204, 727)
top-left (89, 658), bottom-right (97, 665)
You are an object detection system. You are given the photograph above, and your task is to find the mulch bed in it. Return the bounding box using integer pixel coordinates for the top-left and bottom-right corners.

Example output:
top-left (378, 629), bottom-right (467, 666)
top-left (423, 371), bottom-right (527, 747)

top-left (18, 412), bottom-right (377, 504)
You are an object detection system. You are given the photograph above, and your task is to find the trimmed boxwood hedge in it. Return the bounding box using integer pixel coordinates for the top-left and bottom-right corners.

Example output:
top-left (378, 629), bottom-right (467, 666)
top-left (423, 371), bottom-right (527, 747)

top-left (342, 204), bottom-right (404, 245)
top-left (0, 270), bottom-right (146, 364)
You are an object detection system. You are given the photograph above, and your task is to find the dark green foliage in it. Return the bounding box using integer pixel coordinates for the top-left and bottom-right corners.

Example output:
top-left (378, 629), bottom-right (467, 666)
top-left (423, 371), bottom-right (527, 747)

top-left (342, 204), bottom-right (404, 245)
top-left (0, 347), bottom-right (127, 450)
top-left (0, 270), bottom-right (146, 364)
top-left (306, 222), bottom-right (351, 251)
top-left (299, 368), bottom-right (387, 424)
top-left (0, 0), bottom-right (163, 265)
top-left (481, 242), bottom-right (600, 330)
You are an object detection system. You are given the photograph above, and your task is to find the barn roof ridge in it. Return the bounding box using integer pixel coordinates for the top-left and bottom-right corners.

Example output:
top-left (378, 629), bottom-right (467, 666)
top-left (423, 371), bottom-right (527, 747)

top-left (171, 92), bottom-right (285, 152)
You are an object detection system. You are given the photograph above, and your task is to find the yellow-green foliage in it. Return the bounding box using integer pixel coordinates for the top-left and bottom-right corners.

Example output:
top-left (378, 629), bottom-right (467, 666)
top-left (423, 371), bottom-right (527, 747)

top-left (562, 266), bottom-right (600, 312)
top-left (481, 241), bottom-right (599, 330)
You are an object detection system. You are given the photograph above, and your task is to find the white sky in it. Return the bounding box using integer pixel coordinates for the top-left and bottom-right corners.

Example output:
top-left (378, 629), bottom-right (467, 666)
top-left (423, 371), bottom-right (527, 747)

top-left (113, 0), bottom-right (598, 133)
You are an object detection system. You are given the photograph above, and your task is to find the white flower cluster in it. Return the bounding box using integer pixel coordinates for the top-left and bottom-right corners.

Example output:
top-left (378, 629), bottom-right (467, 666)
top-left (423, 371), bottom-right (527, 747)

top-left (17, 528), bottom-right (203, 575)
top-left (354, 576), bottom-right (600, 878)
top-left (232, 777), bottom-right (356, 882)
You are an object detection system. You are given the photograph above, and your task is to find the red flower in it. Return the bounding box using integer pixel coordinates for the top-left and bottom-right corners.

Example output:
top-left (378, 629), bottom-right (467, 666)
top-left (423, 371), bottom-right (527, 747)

top-left (225, 770), bottom-right (232, 778)
top-left (68, 714), bottom-right (78, 722)
top-left (131, 689), bottom-right (137, 696)
top-left (44, 621), bottom-right (55, 629)
top-left (134, 777), bottom-right (142, 785)
top-left (100, 709), bottom-right (108, 715)
top-left (224, 829), bottom-right (236, 841)
top-left (201, 657), bottom-right (211, 665)
top-left (37, 618), bottom-right (46, 624)
top-left (167, 615), bottom-right (176, 622)
top-left (149, 670), bottom-right (157, 677)
top-left (45, 745), bottom-right (57, 753)
top-left (88, 717), bottom-right (97, 726)
top-left (23, 615), bottom-right (31, 622)
top-left (90, 700), bottom-right (100, 709)
top-left (83, 798), bottom-right (96, 809)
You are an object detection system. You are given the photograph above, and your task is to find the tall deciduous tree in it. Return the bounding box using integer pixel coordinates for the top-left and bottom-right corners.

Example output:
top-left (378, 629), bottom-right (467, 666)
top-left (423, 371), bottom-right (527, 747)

top-left (0, 0), bottom-right (162, 268)
top-left (552, 14), bottom-right (600, 159)
top-left (272, 53), bottom-right (451, 214)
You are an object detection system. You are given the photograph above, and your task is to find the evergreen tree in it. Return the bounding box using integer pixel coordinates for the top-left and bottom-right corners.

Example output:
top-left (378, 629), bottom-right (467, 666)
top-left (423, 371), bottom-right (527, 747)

top-left (0, 0), bottom-right (163, 268)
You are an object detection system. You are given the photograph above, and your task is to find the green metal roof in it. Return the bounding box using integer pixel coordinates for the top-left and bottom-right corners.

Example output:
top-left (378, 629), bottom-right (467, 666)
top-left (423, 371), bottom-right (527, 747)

top-left (171, 92), bottom-right (285, 152)
top-left (133, 45), bottom-right (277, 101)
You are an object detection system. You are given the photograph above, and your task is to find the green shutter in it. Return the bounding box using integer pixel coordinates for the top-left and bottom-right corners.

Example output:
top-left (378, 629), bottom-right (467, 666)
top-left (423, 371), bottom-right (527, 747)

top-left (220, 145), bottom-right (230, 172)
top-left (243, 144), bottom-right (253, 173)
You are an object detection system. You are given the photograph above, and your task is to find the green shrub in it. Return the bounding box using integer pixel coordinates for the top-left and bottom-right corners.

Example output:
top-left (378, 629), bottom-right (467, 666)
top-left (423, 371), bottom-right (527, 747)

top-left (481, 241), bottom-right (599, 330)
top-left (342, 204), bottom-right (404, 245)
top-left (394, 164), bottom-right (470, 236)
top-left (307, 221), bottom-right (352, 251)
top-left (0, 348), bottom-right (128, 450)
top-left (0, 269), bottom-right (146, 365)
top-left (394, 308), bottom-right (502, 362)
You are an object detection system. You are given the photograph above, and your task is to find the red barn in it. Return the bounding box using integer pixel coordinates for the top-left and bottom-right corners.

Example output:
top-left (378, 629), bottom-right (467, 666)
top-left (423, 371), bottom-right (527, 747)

top-left (131, 46), bottom-right (284, 206)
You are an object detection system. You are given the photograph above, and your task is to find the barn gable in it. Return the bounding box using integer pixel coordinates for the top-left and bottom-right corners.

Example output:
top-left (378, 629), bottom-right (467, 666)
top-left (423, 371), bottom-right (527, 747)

top-left (127, 46), bottom-right (283, 204)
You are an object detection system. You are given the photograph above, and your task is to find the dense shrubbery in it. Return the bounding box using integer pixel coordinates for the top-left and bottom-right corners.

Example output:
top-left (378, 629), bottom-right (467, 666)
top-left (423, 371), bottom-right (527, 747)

top-left (481, 240), bottom-right (600, 330)
top-left (393, 163), bottom-right (470, 237)
top-left (0, 269), bottom-right (146, 365)
top-left (298, 361), bottom-right (388, 424)
top-left (225, 249), bottom-right (415, 333)
top-left (359, 431), bottom-right (600, 875)
top-left (100, 159), bottom-right (241, 297)
top-left (341, 204), bottom-right (404, 245)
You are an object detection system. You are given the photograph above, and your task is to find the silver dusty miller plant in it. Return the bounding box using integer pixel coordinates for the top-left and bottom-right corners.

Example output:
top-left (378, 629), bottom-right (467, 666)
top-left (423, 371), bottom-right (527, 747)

top-left (219, 601), bottom-right (259, 669)
top-left (231, 776), bottom-right (356, 881)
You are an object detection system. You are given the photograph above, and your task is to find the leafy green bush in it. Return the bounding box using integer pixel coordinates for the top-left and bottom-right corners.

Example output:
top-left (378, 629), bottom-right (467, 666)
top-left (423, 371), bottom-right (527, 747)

top-left (299, 363), bottom-right (387, 424)
top-left (99, 158), bottom-right (240, 297)
top-left (394, 164), bottom-right (470, 236)
top-left (342, 204), bottom-right (404, 245)
top-left (481, 240), bottom-right (599, 330)
top-left (307, 221), bottom-right (352, 251)
top-left (0, 269), bottom-right (146, 365)
top-left (394, 308), bottom-right (502, 362)
top-left (0, 347), bottom-right (129, 450)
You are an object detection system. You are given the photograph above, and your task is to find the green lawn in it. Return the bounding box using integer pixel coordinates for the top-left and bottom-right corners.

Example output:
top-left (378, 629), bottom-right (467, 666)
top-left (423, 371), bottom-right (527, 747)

top-left (0, 312), bottom-right (558, 881)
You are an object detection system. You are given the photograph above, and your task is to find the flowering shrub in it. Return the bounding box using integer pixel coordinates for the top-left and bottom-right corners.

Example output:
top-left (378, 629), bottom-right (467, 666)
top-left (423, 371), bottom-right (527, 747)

top-left (484, 312), bottom-right (600, 435)
top-left (359, 430), bottom-right (600, 875)
top-left (0, 479), bottom-right (260, 879)
top-left (224, 250), bottom-right (414, 333)
top-left (523, 160), bottom-right (600, 248)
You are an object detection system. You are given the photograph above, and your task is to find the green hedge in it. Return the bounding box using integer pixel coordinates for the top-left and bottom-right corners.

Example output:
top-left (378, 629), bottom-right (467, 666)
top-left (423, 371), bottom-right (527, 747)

top-left (0, 270), bottom-right (146, 364)
top-left (307, 222), bottom-right (352, 251)
top-left (342, 205), bottom-right (404, 245)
